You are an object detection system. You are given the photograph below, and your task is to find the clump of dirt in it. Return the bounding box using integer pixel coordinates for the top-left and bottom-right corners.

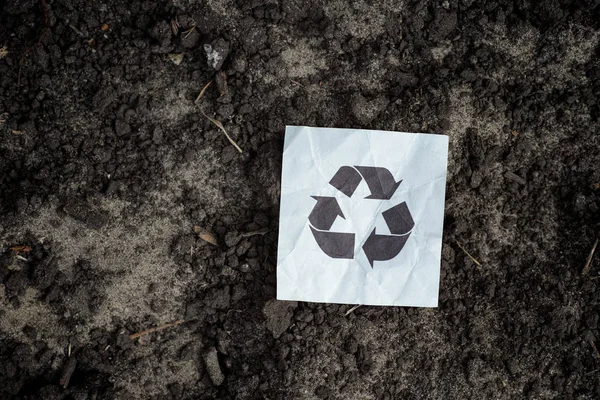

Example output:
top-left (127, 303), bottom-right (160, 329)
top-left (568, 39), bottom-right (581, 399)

top-left (1, 0), bottom-right (599, 399)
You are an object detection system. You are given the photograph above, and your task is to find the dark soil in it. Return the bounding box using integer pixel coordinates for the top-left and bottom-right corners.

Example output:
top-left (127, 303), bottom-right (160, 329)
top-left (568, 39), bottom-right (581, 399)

top-left (1, 0), bottom-right (600, 399)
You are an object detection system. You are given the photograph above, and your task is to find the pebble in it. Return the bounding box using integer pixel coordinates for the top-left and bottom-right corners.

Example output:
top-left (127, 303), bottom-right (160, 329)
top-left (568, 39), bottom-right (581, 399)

top-left (263, 299), bottom-right (298, 338)
top-left (204, 39), bottom-right (230, 70)
top-left (205, 347), bottom-right (224, 386)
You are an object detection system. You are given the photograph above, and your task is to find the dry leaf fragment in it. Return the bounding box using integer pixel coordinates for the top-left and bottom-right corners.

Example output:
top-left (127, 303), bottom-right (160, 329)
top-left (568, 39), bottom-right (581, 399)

top-left (593, 183), bottom-right (600, 190)
top-left (101, 23), bottom-right (109, 31)
top-left (168, 53), bottom-right (184, 66)
top-left (170, 20), bottom-right (179, 36)
top-left (511, 130), bottom-right (519, 137)
top-left (194, 226), bottom-right (218, 246)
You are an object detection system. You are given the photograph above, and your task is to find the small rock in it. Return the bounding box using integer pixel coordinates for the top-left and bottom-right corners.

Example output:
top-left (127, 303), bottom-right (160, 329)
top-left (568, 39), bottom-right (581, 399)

top-left (224, 231), bottom-right (240, 247)
top-left (263, 299), bottom-right (298, 338)
top-left (116, 332), bottom-right (132, 349)
top-left (181, 28), bottom-right (201, 49)
top-left (114, 118), bottom-right (131, 136)
top-left (350, 93), bottom-right (389, 125)
top-left (105, 180), bottom-right (122, 195)
top-left (149, 20), bottom-right (172, 46)
top-left (63, 201), bottom-right (108, 229)
top-left (218, 104), bottom-right (235, 119)
top-left (231, 51), bottom-right (247, 73)
top-left (204, 39), bottom-right (230, 70)
top-left (215, 71), bottom-right (229, 98)
top-left (205, 347), bottom-right (224, 386)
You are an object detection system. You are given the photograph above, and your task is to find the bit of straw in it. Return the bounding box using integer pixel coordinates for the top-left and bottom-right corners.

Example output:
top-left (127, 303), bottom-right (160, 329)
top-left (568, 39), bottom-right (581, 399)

top-left (456, 241), bottom-right (482, 267)
top-left (130, 320), bottom-right (184, 340)
top-left (240, 227), bottom-right (269, 237)
top-left (589, 338), bottom-right (600, 359)
top-left (195, 81), bottom-right (212, 104)
top-left (195, 81), bottom-right (243, 153)
top-left (344, 305), bottom-right (362, 316)
top-left (200, 110), bottom-right (243, 153)
top-left (183, 25), bottom-right (197, 39)
top-left (582, 238), bottom-right (598, 276)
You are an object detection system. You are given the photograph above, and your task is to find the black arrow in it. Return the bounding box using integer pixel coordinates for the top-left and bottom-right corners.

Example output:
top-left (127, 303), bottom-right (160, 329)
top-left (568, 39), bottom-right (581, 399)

top-left (354, 166), bottom-right (402, 200)
top-left (329, 166), bottom-right (363, 197)
top-left (382, 202), bottom-right (414, 235)
top-left (310, 227), bottom-right (355, 259)
top-left (308, 196), bottom-right (345, 230)
top-left (362, 228), bottom-right (410, 267)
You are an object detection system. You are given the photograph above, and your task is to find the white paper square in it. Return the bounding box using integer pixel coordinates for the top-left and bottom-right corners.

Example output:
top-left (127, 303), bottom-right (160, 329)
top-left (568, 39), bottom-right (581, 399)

top-left (277, 126), bottom-right (449, 307)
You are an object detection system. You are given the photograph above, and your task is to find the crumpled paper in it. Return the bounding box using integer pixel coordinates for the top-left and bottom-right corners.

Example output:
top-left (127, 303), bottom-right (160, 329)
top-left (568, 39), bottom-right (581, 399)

top-left (277, 126), bottom-right (449, 307)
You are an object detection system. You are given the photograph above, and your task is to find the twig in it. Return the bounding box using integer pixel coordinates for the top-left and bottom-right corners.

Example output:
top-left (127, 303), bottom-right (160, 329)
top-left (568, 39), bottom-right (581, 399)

top-left (240, 227), bottom-right (269, 237)
top-left (589, 338), bottom-right (600, 359)
top-left (290, 80), bottom-right (304, 87)
top-left (200, 110), bottom-right (243, 153)
top-left (18, 0), bottom-right (49, 86)
top-left (504, 171), bottom-right (527, 186)
top-left (582, 238), bottom-right (598, 276)
top-left (344, 305), bottom-right (362, 316)
top-left (195, 81), bottom-right (243, 153)
top-left (10, 245), bottom-right (32, 253)
top-left (456, 241), bottom-right (482, 267)
top-left (68, 24), bottom-right (84, 37)
top-left (183, 25), bottom-right (197, 39)
top-left (586, 368), bottom-right (600, 376)
top-left (194, 80), bottom-right (212, 104)
top-left (59, 348), bottom-right (80, 389)
top-left (129, 319), bottom-right (184, 340)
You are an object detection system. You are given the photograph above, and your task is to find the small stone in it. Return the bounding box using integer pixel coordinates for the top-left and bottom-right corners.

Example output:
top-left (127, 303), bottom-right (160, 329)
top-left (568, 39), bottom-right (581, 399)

top-left (224, 231), bottom-right (241, 247)
top-left (63, 201), bottom-right (108, 229)
top-left (263, 299), bottom-right (298, 338)
top-left (205, 347), bottom-right (224, 386)
top-left (218, 104), bottom-right (235, 120)
top-left (231, 51), bottom-right (247, 73)
top-left (181, 28), bottom-right (200, 49)
top-left (149, 20), bottom-right (172, 46)
top-left (204, 39), bottom-right (230, 70)
top-left (115, 118), bottom-right (131, 136)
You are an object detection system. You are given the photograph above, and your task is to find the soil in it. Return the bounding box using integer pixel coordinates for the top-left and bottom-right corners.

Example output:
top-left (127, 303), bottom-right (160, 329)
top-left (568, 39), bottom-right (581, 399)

top-left (1, 0), bottom-right (599, 399)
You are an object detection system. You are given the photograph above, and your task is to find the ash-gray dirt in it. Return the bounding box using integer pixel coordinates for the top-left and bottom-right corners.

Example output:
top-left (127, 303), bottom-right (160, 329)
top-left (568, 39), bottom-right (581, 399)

top-left (1, 0), bottom-right (599, 399)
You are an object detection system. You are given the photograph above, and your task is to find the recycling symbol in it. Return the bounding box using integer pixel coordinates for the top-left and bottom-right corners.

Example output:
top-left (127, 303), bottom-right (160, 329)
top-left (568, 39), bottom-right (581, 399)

top-left (309, 166), bottom-right (414, 267)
